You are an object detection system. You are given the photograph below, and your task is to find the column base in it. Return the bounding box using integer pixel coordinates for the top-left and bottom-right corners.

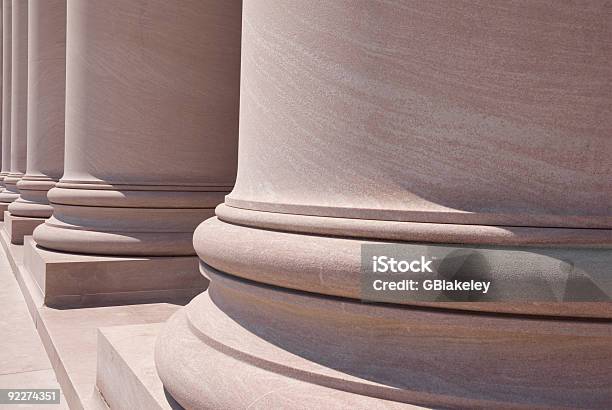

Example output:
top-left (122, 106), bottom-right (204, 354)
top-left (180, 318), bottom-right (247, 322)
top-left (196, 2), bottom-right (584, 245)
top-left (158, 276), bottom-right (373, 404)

top-left (0, 202), bottom-right (8, 220)
top-left (23, 237), bottom-right (208, 308)
top-left (0, 189), bottom-right (20, 204)
top-left (156, 268), bottom-right (612, 410)
top-left (4, 211), bottom-right (46, 244)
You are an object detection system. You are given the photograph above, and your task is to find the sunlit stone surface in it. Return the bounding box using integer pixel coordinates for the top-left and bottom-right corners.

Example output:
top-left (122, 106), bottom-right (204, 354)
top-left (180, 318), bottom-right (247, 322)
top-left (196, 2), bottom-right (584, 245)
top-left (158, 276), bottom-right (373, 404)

top-left (156, 2), bottom-right (612, 408)
top-left (0, 0), bottom-right (26, 205)
top-left (9, 0), bottom-right (66, 219)
top-left (0, 0), bottom-right (11, 189)
top-left (32, 0), bottom-right (241, 256)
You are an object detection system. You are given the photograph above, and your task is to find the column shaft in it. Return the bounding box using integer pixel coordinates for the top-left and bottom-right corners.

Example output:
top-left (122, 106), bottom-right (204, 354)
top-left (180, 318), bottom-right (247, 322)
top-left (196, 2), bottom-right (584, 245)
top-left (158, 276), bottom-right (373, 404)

top-left (156, 2), bottom-right (612, 408)
top-left (0, 0), bottom-right (26, 203)
top-left (0, 0), bottom-right (10, 186)
top-left (9, 0), bottom-right (66, 218)
top-left (33, 0), bottom-right (241, 256)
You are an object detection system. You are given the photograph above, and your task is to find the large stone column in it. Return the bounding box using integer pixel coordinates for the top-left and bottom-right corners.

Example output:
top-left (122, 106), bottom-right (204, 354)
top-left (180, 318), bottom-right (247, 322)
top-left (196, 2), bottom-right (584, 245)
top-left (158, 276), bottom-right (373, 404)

top-left (25, 0), bottom-right (241, 307)
top-left (0, 4), bottom-right (3, 185)
top-left (156, 1), bottom-right (612, 409)
top-left (0, 0), bottom-right (25, 206)
top-left (6, 0), bottom-right (66, 244)
top-left (0, 0), bottom-right (11, 208)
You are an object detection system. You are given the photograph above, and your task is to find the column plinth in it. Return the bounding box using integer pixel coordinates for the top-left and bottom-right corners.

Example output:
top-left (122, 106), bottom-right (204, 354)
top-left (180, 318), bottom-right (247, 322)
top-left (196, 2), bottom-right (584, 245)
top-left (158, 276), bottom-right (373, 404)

top-left (24, 0), bottom-right (240, 305)
top-left (0, 0), bottom-right (26, 204)
top-left (156, 2), bottom-right (612, 408)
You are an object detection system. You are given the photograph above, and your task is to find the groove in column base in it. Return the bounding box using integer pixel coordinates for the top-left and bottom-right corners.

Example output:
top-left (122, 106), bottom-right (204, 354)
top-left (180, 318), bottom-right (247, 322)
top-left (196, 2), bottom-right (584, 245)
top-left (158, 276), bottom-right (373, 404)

top-left (8, 176), bottom-right (57, 218)
top-left (0, 172), bottom-right (25, 203)
top-left (3, 211), bottom-right (46, 244)
top-left (23, 237), bottom-right (208, 308)
top-left (0, 185), bottom-right (21, 204)
top-left (156, 267), bottom-right (612, 410)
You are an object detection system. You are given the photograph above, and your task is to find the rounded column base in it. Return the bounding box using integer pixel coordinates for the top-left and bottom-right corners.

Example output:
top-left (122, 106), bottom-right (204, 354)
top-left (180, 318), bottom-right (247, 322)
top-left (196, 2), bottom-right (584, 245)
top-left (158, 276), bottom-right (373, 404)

top-left (8, 176), bottom-right (57, 217)
top-left (0, 173), bottom-right (24, 203)
top-left (0, 171), bottom-right (9, 188)
top-left (195, 216), bottom-right (612, 318)
top-left (33, 184), bottom-right (228, 256)
top-left (156, 267), bottom-right (612, 409)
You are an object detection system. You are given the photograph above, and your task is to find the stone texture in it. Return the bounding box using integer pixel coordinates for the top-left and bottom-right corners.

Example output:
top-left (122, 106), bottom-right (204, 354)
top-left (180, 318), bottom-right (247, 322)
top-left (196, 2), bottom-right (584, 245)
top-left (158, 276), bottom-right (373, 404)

top-left (157, 1), bottom-right (612, 408)
top-left (9, 0), bottom-right (66, 219)
top-left (0, 0), bottom-right (9, 187)
top-left (0, 232), bottom-right (68, 409)
top-left (0, 227), bottom-right (185, 410)
top-left (97, 324), bottom-right (182, 410)
top-left (4, 210), bottom-right (44, 244)
top-left (0, 0), bottom-right (27, 204)
top-left (32, 0), bottom-right (241, 256)
top-left (157, 274), bottom-right (611, 409)
top-left (0, 0), bottom-right (11, 189)
top-left (23, 237), bottom-right (207, 308)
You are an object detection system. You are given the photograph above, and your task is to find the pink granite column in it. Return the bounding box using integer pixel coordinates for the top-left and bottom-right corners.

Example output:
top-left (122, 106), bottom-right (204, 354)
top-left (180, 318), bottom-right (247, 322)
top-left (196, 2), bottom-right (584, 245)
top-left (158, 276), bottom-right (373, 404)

top-left (32, 0), bottom-right (241, 256)
top-left (0, 0), bottom-right (10, 195)
top-left (0, 0), bottom-right (25, 205)
top-left (5, 0), bottom-right (65, 243)
top-left (156, 2), bottom-right (612, 409)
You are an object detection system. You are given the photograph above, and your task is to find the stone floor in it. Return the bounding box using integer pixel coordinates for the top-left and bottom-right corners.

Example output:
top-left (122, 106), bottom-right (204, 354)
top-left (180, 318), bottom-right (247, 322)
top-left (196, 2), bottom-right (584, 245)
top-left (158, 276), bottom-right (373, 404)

top-left (0, 225), bottom-right (187, 410)
top-left (0, 242), bottom-right (68, 410)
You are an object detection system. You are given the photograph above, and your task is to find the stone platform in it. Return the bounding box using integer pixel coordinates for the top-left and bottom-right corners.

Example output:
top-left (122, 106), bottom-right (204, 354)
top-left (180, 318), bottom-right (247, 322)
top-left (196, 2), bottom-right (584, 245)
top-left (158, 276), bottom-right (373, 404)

top-left (4, 210), bottom-right (46, 244)
top-left (0, 202), bottom-right (8, 220)
top-left (0, 224), bottom-right (195, 409)
top-left (97, 324), bottom-right (182, 410)
top-left (0, 234), bottom-right (68, 409)
top-left (22, 236), bottom-right (207, 308)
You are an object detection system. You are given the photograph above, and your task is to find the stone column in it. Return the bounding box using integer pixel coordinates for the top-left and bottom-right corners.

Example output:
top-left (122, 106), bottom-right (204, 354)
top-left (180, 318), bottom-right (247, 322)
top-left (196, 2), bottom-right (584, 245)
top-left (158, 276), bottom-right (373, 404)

top-left (0, 0), bottom-right (25, 206)
top-left (156, 2), bottom-right (612, 409)
top-left (0, 4), bottom-right (3, 185)
top-left (0, 0), bottom-right (10, 207)
top-left (25, 0), bottom-right (241, 307)
top-left (6, 0), bottom-right (66, 244)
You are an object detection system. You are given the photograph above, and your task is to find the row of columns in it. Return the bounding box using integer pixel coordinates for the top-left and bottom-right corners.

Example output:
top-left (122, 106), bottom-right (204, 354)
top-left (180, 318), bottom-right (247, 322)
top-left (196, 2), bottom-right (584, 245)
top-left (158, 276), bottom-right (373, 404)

top-left (0, 0), bottom-right (64, 230)
top-left (0, 0), bottom-right (608, 409)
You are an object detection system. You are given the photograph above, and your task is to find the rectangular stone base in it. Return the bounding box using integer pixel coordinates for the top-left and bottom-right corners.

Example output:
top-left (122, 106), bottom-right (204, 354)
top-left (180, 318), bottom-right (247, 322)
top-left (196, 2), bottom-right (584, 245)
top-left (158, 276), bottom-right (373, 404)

top-left (97, 324), bottom-right (180, 410)
top-left (4, 211), bottom-right (46, 244)
top-left (23, 237), bottom-right (208, 308)
top-left (0, 202), bottom-right (8, 220)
